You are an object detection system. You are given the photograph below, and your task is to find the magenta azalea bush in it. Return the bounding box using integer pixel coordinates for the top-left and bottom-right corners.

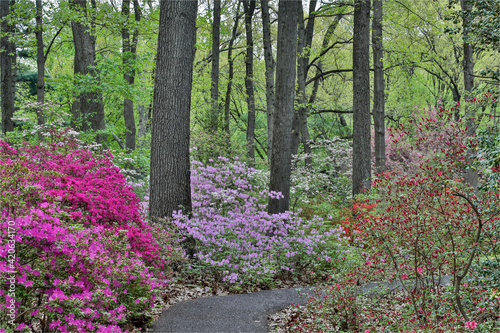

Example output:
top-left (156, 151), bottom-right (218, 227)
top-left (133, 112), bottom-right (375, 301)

top-left (172, 157), bottom-right (349, 287)
top-left (0, 129), bottom-right (171, 332)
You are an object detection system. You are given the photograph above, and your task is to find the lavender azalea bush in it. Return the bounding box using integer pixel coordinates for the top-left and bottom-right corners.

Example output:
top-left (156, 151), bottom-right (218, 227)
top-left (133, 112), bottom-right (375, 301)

top-left (172, 157), bottom-right (348, 287)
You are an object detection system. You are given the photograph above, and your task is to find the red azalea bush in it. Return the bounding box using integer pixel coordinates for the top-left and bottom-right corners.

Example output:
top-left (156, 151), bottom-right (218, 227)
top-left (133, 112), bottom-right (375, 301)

top-left (290, 109), bottom-right (500, 332)
top-left (0, 129), bottom-right (171, 332)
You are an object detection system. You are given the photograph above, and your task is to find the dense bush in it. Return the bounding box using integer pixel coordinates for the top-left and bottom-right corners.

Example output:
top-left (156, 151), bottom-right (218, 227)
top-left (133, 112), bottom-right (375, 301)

top-left (289, 108), bottom-right (500, 332)
top-left (0, 129), bottom-right (171, 332)
top-left (170, 157), bottom-right (350, 289)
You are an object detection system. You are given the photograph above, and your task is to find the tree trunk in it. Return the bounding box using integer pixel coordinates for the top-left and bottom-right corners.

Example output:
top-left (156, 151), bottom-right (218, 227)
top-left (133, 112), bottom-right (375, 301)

top-left (372, 0), bottom-right (385, 173)
top-left (292, 0), bottom-right (316, 167)
top-left (149, 0), bottom-right (197, 220)
top-left (210, 0), bottom-right (221, 131)
top-left (352, 0), bottom-right (371, 196)
top-left (268, 0), bottom-right (299, 214)
top-left (122, 0), bottom-right (134, 150)
top-left (71, 0), bottom-right (106, 142)
top-left (35, 0), bottom-right (45, 126)
top-left (461, 0), bottom-right (478, 188)
top-left (223, 3), bottom-right (241, 143)
top-left (1, 0), bottom-right (16, 135)
top-left (243, 0), bottom-right (256, 167)
top-left (261, 0), bottom-right (275, 162)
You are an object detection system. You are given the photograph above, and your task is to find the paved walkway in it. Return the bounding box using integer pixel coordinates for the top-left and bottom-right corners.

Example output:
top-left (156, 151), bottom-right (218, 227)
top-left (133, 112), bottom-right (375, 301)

top-left (152, 275), bottom-right (452, 333)
top-left (152, 287), bottom-right (314, 333)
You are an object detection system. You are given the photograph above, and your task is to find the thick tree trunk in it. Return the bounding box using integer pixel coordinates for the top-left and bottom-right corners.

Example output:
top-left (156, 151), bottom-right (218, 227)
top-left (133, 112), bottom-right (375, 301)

top-left (1, 0), bottom-right (16, 135)
top-left (35, 0), bottom-right (45, 126)
top-left (210, 0), bottom-right (221, 131)
top-left (352, 0), bottom-right (371, 196)
top-left (268, 0), bottom-right (299, 214)
top-left (71, 0), bottom-right (106, 142)
top-left (149, 0), bottom-right (197, 220)
top-left (372, 0), bottom-right (385, 173)
top-left (243, 0), bottom-right (256, 167)
top-left (261, 0), bottom-right (275, 162)
top-left (223, 3), bottom-right (241, 142)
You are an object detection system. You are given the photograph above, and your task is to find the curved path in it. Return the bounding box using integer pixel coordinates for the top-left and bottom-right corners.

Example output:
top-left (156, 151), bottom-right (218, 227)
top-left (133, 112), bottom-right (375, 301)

top-left (152, 287), bottom-right (314, 333)
top-left (152, 275), bottom-right (452, 332)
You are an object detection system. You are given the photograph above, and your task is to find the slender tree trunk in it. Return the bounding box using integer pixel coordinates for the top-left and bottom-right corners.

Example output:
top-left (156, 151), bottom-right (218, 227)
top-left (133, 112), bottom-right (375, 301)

top-left (352, 0), bottom-right (371, 196)
top-left (1, 0), bottom-right (16, 135)
top-left (210, 0), bottom-right (221, 132)
top-left (243, 0), bottom-right (256, 167)
top-left (372, 0), bottom-right (385, 173)
top-left (261, 0), bottom-right (275, 162)
top-left (149, 0), bottom-right (197, 220)
top-left (71, 0), bottom-right (106, 142)
top-left (268, 0), bottom-right (299, 214)
top-left (461, 0), bottom-right (478, 188)
top-left (223, 3), bottom-right (241, 142)
top-left (122, 0), bottom-right (136, 150)
top-left (292, 0), bottom-right (316, 167)
top-left (35, 0), bottom-right (45, 126)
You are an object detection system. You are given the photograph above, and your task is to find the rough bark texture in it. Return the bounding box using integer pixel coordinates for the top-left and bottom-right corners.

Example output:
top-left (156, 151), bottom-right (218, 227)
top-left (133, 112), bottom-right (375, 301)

top-left (268, 0), bottom-right (298, 214)
top-left (149, 0), bottom-right (197, 220)
top-left (71, 0), bottom-right (106, 141)
top-left (223, 3), bottom-right (241, 140)
top-left (352, 0), bottom-right (371, 196)
top-left (210, 0), bottom-right (221, 131)
top-left (261, 0), bottom-right (275, 162)
top-left (1, 0), bottom-right (16, 135)
top-left (243, 0), bottom-right (256, 167)
top-left (372, 0), bottom-right (385, 173)
top-left (35, 0), bottom-right (45, 126)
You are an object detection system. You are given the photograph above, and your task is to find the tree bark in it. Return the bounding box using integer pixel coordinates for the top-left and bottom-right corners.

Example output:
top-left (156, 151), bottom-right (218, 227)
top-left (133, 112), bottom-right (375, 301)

top-left (223, 3), bottom-right (241, 142)
top-left (1, 0), bottom-right (16, 135)
top-left (71, 0), bottom-right (106, 142)
top-left (461, 0), bottom-right (478, 188)
top-left (372, 0), bottom-right (385, 173)
top-left (352, 0), bottom-right (371, 196)
top-left (261, 0), bottom-right (275, 162)
top-left (35, 0), bottom-right (45, 126)
top-left (268, 0), bottom-right (299, 214)
top-left (292, 0), bottom-right (316, 168)
top-left (243, 0), bottom-right (256, 167)
top-left (149, 0), bottom-right (197, 220)
top-left (210, 0), bottom-right (221, 132)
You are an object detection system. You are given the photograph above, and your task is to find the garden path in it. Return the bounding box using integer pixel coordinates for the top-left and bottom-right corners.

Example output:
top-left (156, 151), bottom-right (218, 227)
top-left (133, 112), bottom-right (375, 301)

top-left (152, 287), bottom-right (314, 333)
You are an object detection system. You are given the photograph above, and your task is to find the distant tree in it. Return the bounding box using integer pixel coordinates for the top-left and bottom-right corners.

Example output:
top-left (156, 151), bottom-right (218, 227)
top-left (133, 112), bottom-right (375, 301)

top-left (352, 0), bottom-right (371, 196)
top-left (268, 0), bottom-right (299, 214)
top-left (210, 0), bottom-right (221, 132)
top-left (121, 0), bottom-right (141, 151)
top-left (372, 0), bottom-right (386, 173)
top-left (149, 0), bottom-right (197, 220)
top-left (35, 0), bottom-right (45, 126)
top-left (70, 0), bottom-right (106, 141)
top-left (261, 0), bottom-right (275, 162)
top-left (243, 0), bottom-right (256, 167)
top-left (1, 0), bottom-right (16, 135)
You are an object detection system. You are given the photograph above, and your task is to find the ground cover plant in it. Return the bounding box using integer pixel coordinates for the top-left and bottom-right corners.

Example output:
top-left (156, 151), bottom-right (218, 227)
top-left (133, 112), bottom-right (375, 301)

top-left (283, 107), bottom-right (500, 332)
top-left (0, 129), bottom-right (173, 333)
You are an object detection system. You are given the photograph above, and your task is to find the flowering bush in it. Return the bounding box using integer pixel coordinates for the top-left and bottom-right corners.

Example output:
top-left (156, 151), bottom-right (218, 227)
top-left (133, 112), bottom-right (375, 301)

top-left (0, 130), bottom-right (171, 332)
top-left (171, 157), bottom-right (349, 288)
top-left (289, 109), bottom-right (500, 332)
top-left (292, 139), bottom-right (352, 205)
